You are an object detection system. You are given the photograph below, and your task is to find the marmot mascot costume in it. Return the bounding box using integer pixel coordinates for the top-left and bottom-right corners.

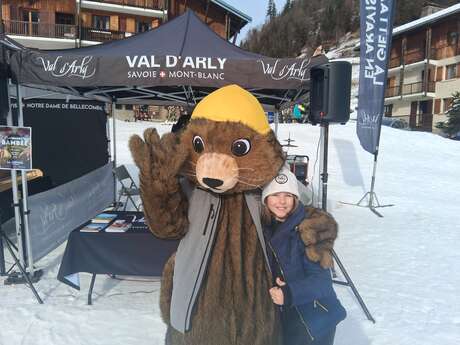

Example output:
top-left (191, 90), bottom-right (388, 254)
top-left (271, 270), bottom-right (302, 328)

top-left (129, 85), bottom-right (337, 345)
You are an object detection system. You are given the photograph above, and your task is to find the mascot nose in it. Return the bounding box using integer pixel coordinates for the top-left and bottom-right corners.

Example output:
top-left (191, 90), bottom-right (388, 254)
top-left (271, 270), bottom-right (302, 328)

top-left (203, 177), bottom-right (224, 189)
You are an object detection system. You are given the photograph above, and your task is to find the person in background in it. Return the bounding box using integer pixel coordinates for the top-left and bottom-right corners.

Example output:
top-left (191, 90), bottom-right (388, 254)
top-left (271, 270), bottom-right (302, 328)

top-left (261, 166), bottom-right (346, 345)
top-left (171, 105), bottom-right (193, 133)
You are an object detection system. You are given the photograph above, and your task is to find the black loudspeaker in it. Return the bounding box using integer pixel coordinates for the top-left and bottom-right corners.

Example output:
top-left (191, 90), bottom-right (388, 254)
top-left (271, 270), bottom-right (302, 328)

top-left (309, 61), bottom-right (352, 125)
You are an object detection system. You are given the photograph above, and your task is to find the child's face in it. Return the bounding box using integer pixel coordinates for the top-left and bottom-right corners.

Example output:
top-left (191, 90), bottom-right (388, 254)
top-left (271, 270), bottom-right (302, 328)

top-left (266, 192), bottom-right (295, 221)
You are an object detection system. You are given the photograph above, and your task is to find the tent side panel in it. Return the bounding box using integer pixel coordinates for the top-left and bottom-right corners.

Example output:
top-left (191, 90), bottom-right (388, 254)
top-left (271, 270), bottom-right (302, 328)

top-left (27, 162), bottom-right (115, 262)
top-left (22, 99), bottom-right (109, 187)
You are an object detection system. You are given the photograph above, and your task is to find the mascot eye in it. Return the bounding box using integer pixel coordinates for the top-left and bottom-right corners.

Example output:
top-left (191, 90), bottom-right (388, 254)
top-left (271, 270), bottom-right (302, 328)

top-left (192, 135), bottom-right (205, 153)
top-left (231, 139), bottom-right (251, 156)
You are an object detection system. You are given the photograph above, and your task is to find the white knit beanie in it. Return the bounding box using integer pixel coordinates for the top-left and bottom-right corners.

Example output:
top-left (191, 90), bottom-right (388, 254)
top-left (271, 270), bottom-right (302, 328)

top-left (262, 165), bottom-right (300, 204)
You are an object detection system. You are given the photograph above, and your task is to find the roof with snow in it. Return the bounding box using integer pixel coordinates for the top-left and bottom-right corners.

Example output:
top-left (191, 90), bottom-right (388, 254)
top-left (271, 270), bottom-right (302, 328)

top-left (392, 3), bottom-right (460, 36)
top-left (211, 0), bottom-right (252, 23)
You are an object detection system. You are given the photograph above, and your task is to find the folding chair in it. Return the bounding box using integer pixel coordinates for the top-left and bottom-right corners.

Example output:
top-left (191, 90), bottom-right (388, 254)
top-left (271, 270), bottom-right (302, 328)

top-left (113, 165), bottom-right (142, 211)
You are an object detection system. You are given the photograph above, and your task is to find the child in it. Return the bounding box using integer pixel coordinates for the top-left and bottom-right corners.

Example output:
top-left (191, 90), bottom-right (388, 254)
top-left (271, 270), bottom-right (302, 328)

top-left (261, 166), bottom-right (346, 345)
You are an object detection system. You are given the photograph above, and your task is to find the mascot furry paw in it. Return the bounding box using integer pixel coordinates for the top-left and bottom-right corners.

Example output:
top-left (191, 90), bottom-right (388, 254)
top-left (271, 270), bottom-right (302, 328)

top-left (129, 85), bottom-right (338, 345)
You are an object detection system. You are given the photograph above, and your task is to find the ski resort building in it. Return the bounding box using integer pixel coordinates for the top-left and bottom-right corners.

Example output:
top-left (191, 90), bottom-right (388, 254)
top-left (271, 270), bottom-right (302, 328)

top-left (0, 0), bottom-right (250, 49)
top-left (384, 3), bottom-right (460, 133)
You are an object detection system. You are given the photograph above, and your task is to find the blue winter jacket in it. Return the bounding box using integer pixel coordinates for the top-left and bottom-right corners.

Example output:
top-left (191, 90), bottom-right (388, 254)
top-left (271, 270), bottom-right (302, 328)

top-left (264, 203), bottom-right (346, 340)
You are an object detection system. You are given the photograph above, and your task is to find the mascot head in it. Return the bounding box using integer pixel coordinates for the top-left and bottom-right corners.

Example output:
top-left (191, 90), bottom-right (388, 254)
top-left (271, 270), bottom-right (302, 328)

top-left (180, 84), bottom-right (284, 194)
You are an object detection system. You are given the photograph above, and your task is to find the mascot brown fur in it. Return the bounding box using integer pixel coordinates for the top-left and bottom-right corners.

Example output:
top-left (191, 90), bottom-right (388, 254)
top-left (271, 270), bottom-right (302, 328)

top-left (129, 85), bottom-right (337, 345)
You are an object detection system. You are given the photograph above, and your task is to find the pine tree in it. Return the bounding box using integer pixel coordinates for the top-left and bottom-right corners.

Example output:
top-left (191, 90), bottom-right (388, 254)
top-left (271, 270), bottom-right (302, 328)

top-left (282, 0), bottom-right (292, 14)
top-left (266, 0), bottom-right (274, 18)
top-left (266, 0), bottom-right (277, 19)
top-left (272, 2), bottom-right (277, 17)
top-left (436, 91), bottom-right (460, 138)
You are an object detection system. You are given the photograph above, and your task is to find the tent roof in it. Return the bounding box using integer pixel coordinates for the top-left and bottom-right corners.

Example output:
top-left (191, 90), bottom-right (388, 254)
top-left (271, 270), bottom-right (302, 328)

top-left (5, 11), bottom-right (328, 108)
top-left (0, 34), bottom-right (26, 52)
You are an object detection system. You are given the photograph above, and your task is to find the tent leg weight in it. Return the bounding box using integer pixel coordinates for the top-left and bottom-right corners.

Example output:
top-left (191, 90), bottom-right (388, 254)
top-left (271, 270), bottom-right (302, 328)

top-left (4, 269), bottom-right (43, 285)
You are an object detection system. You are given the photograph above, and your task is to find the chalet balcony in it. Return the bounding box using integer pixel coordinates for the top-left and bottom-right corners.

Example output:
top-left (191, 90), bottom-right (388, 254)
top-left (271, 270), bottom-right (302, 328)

top-left (389, 44), bottom-right (460, 68)
top-left (389, 56), bottom-right (402, 69)
top-left (2, 20), bottom-right (138, 43)
top-left (385, 85), bottom-right (400, 98)
top-left (389, 113), bottom-right (433, 132)
top-left (3, 20), bottom-right (77, 40)
top-left (389, 49), bottom-right (426, 68)
top-left (386, 81), bottom-right (435, 98)
top-left (430, 45), bottom-right (460, 60)
top-left (80, 0), bottom-right (166, 10)
top-left (80, 27), bottom-right (134, 42)
top-left (401, 81), bottom-right (435, 95)
top-left (404, 49), bottom-right (426, 65)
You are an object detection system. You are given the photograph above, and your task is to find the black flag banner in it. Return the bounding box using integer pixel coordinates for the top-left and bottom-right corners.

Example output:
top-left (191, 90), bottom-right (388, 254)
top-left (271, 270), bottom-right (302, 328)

top-left (357, 0), bottom-right (396, 154)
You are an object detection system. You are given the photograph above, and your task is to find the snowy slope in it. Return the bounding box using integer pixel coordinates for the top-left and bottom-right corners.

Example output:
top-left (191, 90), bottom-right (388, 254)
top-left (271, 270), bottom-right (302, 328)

top-left (1, 119), bottom-right (460, 345)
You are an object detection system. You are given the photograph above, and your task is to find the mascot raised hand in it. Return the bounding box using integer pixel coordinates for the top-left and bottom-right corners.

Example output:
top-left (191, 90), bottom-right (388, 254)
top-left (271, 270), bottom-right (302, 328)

top-left (129, 85), bottom-right (337, 345)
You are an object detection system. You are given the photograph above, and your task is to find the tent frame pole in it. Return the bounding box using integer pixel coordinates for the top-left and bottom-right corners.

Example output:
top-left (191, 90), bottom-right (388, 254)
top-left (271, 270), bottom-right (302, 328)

top-left (274, 111), bottom-right (279, 137)
top-left (111, 98), bottom-right (117, 204)
top-left (16, 84), bottom-right (35, 276)
top-left (6, 80), bottom-right (25, 268)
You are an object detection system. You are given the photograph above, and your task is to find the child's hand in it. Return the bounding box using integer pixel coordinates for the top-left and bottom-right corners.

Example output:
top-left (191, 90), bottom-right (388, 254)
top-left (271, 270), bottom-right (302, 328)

top-left (269, 280), bottom-right (285, 306)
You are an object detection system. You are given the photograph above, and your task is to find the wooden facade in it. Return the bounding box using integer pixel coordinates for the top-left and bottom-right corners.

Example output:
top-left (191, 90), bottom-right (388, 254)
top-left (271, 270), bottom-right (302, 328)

top-left (167, 0), bottom-right (247, 40)
top-left (385, 6), bottom-right (460, 133)
top-left (1, 0), bottom-right (247, 43)
top-left (168, 0), bottom-right (236, 39)
top-left (389, 17), bottom-right (460, 68)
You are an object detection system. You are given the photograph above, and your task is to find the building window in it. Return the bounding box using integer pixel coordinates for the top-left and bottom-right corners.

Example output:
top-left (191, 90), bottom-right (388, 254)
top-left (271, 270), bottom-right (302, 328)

top-left (136, 20), bottom-right (150, 33)
top-left (115, 104), bottom-right (123, 110)
top-left (92, 15), bottom-right (110, 30)
top-left (125, 104), bottom-right (133, 110)
top-left (20, 9), bottom-right (40, 35)
top-left (434, 99), bottom-right (441, 114)
top-left (384, 104), bottom-right (393, 117)
top-left (445, 64), bottom-right (457, 80)
top-left (56, 13), bottom-right (74, 25)
top-left (22, 9), bottom-right (40, 23)
top-left (443, 98), bottom-right (453, 112)
top-left (447, 31), bottom-right (458, 46)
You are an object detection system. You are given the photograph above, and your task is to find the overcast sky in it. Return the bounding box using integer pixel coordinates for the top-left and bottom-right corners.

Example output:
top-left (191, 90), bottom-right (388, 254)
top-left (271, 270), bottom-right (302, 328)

top-left (228, 0), bottom-right (286, 43)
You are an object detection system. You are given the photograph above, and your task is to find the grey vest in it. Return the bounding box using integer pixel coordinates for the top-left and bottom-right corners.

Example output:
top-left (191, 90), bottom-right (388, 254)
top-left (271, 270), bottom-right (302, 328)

top-left (170, 186), bottom-right (270, 333)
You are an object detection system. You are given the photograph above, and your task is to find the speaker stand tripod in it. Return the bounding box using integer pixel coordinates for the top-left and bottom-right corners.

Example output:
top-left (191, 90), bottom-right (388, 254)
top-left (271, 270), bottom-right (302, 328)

top-left (319, 122), bottom-right (375, 323)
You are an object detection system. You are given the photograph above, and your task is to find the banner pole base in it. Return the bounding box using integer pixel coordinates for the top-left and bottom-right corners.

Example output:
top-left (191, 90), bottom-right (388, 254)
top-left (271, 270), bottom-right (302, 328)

top-left (340, 191), bottom-right (394, 218)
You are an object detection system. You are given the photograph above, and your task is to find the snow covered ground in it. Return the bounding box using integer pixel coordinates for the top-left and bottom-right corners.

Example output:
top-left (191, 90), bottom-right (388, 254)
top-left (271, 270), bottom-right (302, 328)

top-left (1, 119), bottom-right (460, 345)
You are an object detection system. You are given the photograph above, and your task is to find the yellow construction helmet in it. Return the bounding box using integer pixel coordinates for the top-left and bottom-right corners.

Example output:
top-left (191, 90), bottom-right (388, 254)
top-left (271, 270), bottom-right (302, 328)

top-left (191, 84), bottom-right (270, 135)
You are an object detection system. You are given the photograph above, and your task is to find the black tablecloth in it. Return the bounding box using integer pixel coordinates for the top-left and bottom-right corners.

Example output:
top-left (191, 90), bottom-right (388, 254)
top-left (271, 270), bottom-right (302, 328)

top-left (57, 211), bottom-right (179, 289)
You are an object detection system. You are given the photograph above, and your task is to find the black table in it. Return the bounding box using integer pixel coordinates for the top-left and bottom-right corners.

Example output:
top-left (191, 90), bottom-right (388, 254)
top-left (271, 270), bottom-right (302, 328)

top-left (57, 211), bottom-right (179, 304)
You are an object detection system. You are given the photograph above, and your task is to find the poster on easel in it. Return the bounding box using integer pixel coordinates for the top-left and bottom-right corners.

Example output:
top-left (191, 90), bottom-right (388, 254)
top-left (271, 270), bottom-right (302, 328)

top-left (0, 126), bottom-right (32, 170)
